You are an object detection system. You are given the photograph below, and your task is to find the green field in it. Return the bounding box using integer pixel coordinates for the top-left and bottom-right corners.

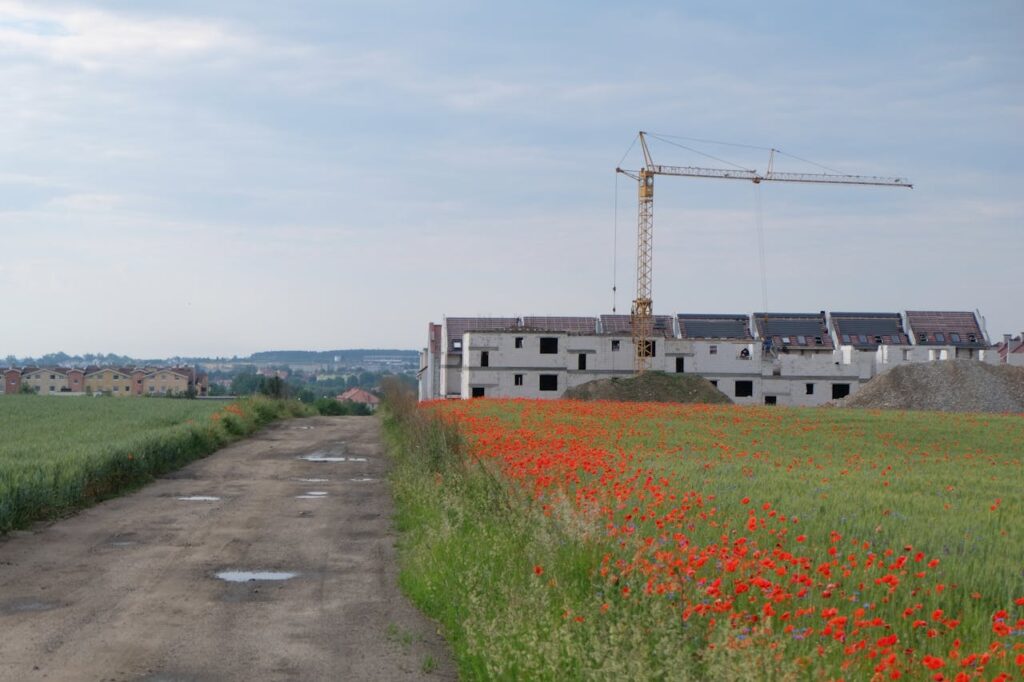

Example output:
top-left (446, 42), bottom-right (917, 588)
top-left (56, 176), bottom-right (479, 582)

top-left (386, 395), bottom-right (1024, 680)
top-left (0, 395), bottom-right (309, 532)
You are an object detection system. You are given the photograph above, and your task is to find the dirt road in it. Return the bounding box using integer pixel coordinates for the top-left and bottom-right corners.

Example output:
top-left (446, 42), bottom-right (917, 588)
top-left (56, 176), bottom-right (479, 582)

top-left (0, 416), bottom-right (455, 682)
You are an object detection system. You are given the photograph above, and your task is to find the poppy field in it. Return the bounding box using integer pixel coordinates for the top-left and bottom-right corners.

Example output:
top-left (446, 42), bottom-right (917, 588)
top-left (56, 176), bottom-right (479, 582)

top-left (391, 396), bottom-right (1024, 680)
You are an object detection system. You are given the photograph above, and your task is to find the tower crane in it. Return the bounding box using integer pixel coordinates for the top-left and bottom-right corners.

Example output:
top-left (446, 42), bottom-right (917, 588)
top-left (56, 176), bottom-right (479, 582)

top-left (616, 131), bottom-right (912, 374)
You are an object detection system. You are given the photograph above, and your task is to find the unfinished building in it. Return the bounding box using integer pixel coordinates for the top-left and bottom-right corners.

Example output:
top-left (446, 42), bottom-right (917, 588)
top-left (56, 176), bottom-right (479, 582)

top-left (418, 309), bottom-right (997, 406)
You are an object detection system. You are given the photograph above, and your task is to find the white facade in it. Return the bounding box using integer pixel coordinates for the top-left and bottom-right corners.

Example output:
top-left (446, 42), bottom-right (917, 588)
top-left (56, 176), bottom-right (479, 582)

top-left (419, 311), bottom-right (1001, 405)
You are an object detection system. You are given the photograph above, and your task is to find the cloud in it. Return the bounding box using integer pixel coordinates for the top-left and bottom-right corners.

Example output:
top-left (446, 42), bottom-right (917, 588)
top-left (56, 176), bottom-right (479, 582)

top-left (0, 1), bottom-right (249, 71)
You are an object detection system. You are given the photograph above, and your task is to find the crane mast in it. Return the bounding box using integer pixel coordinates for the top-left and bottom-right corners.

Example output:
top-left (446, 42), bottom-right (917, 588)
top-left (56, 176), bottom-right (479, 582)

top-left (616, 131), bottom-right (912, 374)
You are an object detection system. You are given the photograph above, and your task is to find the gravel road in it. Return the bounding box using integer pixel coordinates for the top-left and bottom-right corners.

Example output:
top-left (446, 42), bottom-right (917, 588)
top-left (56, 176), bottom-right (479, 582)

top-left (0, 416), bottom-right (455, 682)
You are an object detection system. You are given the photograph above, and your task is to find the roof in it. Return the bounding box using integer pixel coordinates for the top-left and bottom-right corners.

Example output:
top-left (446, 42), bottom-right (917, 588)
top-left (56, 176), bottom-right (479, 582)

top-left (444, 317), bottom-right (519, 351)
top-left (905, 311), bottom-right (987, 347)
top-left (522, 316), bottom-right (598, 333)
top-left (599, 314), bottom-right (675, 337)
top-left (338, 387), bottom-right (380, 404)
top-left (830, 312), bottom-right (910, 349)
top-left (753, 313), bottom-right (834, 349)
top-left (678, 314), bottom-right (753, 340)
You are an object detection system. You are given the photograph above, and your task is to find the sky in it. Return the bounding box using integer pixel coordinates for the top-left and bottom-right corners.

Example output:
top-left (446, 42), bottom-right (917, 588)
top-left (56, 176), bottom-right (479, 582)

top-left (1, 1), bottom-right (1021, 357)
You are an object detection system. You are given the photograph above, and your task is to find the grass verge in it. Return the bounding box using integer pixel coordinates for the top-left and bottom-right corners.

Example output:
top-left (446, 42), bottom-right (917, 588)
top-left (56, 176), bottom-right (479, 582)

top-left (382, 385), bottom-right (717, 680)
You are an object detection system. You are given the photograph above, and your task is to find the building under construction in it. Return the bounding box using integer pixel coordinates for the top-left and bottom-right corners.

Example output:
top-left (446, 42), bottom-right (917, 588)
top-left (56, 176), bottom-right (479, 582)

top-left (417, 310), bottom-right (997, 405)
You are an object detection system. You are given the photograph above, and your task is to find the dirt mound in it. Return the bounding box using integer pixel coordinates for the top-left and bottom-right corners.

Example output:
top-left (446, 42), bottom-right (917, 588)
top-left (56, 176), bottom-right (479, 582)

top-left (842, 360), bottom-right (1024, 413)
top-left (564, 371), bottom-right (732, 404)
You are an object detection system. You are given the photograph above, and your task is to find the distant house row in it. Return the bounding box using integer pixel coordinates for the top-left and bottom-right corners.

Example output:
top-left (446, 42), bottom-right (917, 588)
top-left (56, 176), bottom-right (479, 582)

top-left (419, 309), bottom-right (1004, 406)
top-left (1, 366), bottom-right (208, 396)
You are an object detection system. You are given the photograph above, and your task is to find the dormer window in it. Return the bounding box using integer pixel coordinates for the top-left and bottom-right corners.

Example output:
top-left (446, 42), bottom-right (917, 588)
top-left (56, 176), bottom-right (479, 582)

top-left (935, 333), bottom-right (945, 343)
top-left (950, 333), bottom-right (961, 343)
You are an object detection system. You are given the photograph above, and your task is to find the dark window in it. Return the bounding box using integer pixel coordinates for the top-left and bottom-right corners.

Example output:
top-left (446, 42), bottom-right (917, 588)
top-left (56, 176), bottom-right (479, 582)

top-left (515, 337), bottom-right (523, 348)
top-left (735, 380), bottom-right (753, 397)
top-left (815, 336), bottom-right (823, 345)
top-left (539, 337), bottom-right (558, 354)
top-left (611, 340), bottom-right (620, 351)
top-left (918, 332), bottom-right (927, 343)
top-left (675, 357), bottom-right (685, 373)
top-left (471, 387), bottom-right (485, 398)
top-left (764, 396), bottom-right (777, 405)
top-left (873, 335), bottom-right (882, 344)
top-left (967, 334), bottom-right (977, 343)
top-left (805, 383), bottom-right (814, 395)
top-left (578, 353), bottom-right (587, 370)
top-left (480, 351), bottom-right (489, 367)
top-left (832, 383), bottom-right (851, 400)
top-left (539, 374), bottom-right (558, 391)
top-left (710, 380), bottom-right (718, 388)
top-left (514, 374), bottom-right (523, 386)
top-left (709, 345), bottom-right (717, 355)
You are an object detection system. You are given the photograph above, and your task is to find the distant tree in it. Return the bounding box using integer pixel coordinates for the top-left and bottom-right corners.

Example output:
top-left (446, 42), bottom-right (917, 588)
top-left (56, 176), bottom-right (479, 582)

top-left (261, 376), bottom-right (288, 399)
top-left (208, 383), bottom-right (229, 397)
top-left (231, 372), bottom-right (264, 395)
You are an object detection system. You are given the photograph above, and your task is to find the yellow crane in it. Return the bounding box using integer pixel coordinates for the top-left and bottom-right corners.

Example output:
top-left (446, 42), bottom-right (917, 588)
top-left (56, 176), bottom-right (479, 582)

top-left (616, 131), bottom-right (913, 374)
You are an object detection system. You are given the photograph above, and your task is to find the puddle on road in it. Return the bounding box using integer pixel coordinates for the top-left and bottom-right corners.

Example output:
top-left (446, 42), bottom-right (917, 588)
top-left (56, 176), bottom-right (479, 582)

top-left (349, 477), bottom-right (378, 482)
top-left (294, 477), bottom-right (329, 483)
top-left (215, 570), bottom-right (298, 583)
top-left (0, 597), bottom-right (59, 614)
top-left (110, 541), bottom-right (138, 547)
top-left (298, 452), bottom-right (367, 463)
top-left (176, 496), bottom-right (221, 501)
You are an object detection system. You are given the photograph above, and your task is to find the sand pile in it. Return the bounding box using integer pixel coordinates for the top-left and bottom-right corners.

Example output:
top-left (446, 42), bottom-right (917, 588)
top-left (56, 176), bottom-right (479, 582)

top-left (842, 360), bottom-right (1024, 413)
top-left (563, 371), bottom-right (731, 404)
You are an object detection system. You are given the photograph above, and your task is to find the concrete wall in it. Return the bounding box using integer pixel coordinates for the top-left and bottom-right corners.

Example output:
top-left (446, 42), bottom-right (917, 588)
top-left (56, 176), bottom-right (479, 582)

top-left (424, 325), bottom-right (1005, 406)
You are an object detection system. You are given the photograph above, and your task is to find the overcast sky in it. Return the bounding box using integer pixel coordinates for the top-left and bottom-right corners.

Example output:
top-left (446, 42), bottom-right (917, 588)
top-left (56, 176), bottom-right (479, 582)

top-left (1, 1), bottom-right (1021, 357)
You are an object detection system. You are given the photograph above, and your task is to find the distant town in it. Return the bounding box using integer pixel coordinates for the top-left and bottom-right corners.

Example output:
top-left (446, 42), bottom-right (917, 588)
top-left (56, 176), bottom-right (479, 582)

top-left (1, 349), bottom-right (418, 404)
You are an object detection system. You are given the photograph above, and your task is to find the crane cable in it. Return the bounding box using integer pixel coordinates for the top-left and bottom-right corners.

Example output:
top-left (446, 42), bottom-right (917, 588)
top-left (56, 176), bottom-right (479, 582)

top-left (613, 134), bottom-right (639, 314)
top-left (754, 183), bottom-right (769, 313)
top-left (613, 171), bottom-right (619, 313)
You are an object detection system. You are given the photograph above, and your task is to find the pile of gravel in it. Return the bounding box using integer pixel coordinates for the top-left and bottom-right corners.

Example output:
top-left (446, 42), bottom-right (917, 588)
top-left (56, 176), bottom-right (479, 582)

top-left (842, 360), bottom-right (1024, 413)
top-left (563, 371), bottom-right (731, 404)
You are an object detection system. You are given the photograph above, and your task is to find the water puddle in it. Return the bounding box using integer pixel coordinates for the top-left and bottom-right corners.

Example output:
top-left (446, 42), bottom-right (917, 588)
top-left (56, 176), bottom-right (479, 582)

top-left (298, 453), bottom-right (346, 462)
top-left (1, 597), bottom-right (59, 614)
top-left (295, 494), bottom-right (326, 499)
top-left (215, 570), bottom-right (298, 583)
top-left (110, 541), bottom-right (138, 547)
top-left (295, 477), bottom-right (329, 483)
top-left (176, 496), bottom-right (221, 501)
top-left (298, 452), bottom-right (368, 463)
top-left (349, 477), bottom-right (378, 482)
